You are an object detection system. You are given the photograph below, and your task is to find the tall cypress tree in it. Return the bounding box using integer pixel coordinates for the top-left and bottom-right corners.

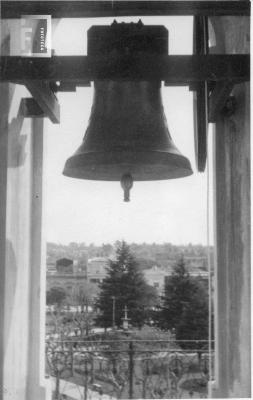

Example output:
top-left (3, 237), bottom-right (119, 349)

top-left (95, 241), bottom-right (157, 329)
top-left (156, 257), bottom-right (209, 348)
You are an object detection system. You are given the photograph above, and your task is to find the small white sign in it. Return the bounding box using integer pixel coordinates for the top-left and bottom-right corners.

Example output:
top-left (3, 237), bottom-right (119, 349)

top-left (20, 15), bottom-right (52, 57)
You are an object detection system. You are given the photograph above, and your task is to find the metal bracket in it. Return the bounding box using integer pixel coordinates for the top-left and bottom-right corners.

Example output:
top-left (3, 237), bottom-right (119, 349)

top-left (208, 81), bottom-right (235, 122)
top-left (222, 95), bottom-right (237, 118)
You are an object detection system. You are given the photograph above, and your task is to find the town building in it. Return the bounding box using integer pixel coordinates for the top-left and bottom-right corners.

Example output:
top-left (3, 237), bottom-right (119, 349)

top-left (46, 256), bottom-right (108, 303)
top-left (87, 256), bottom-right (108, 284)
top-left (143, 266), bottom-right (172, 293)
top-left (143, 261), bottom-right (209, 294)
top-left (46, 258), bottom-right (86, 302)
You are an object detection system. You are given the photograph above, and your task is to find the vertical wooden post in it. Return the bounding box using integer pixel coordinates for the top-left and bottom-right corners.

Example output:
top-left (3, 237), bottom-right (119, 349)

top-left (0, 81), bottom-right (11, 400)
top-left (211, 15), bottom-right (250, 398)
top-left (26, 117), bottom-right (47, 400)
top-left (0, 84), bottom-right (47, 400)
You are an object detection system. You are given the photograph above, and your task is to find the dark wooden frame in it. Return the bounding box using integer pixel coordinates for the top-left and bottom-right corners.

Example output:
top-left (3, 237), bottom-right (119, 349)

top-left (0, 55), bottom-right (249, 83)
top-left (0, 0), bottom-right (250, 170)
top-left (1, 1), bottom-right (250, 19)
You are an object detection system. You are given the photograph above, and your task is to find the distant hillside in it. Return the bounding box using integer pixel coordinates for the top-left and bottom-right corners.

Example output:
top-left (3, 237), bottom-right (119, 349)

top-left (47, 242), bottom-right (213, 271)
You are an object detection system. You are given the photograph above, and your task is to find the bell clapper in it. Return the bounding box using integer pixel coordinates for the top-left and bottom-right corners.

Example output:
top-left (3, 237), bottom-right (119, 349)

top-left (120, 174), bottom-right (134, 202)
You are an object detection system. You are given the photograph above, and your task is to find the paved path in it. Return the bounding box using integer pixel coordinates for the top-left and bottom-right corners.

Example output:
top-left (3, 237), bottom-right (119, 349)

top-left (50, 377), bottom-right (116, 400)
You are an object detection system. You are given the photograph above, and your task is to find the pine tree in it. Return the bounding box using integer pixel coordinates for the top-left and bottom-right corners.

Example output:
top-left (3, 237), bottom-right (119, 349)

top-left (95, 241), bottom-right (157, 329)
top-left (156, 257), bottom-right (209, 348)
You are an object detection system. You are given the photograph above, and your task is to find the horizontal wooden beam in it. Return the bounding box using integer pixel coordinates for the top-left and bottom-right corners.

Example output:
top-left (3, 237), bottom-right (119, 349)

top-left (0, 55), bottom-right (249, 84)
top-left (50, 81), bottom-right (91, 92)
top-left (25, 81), bottom-right (60, 123)
top-left (50, 82), bottom-right (77, 92)
top-left (1, 1), bottom-right (250, 18)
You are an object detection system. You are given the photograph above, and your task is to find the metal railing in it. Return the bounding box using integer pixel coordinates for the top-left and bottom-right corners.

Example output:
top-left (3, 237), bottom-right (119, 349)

top-left (46, 339), bottom-right (214, 399)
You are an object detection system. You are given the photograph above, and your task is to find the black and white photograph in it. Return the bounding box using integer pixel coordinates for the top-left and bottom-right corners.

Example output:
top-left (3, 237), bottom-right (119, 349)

top-left (0, 1), bottom-right (251, 399)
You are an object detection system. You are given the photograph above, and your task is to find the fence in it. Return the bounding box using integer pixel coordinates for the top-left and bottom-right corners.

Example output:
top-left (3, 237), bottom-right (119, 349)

top-left (46, 339), bottom-right (214, 399)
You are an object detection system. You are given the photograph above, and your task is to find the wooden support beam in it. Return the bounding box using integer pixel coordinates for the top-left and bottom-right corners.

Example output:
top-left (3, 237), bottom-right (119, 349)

top-left (1, 1), bottom-right (250, 19)
top-left (20, 98), bottom-right (46, 118)
top-left (25, 81), bottom-right (60, 124)
top-left (193, 16), bottom-right (209, 55)
top-left (192, 16), bottom-right (208, 172)
top-left (208, 81), bottom-right (235, 122)
top-left (50, 82), bottom-right (77, 93)
top-left (193, 82), bottom-right (208, 172)
top-left (50, 81), bottom-right (91, 92)
top-left (0, 55), bottom-right (250, 84)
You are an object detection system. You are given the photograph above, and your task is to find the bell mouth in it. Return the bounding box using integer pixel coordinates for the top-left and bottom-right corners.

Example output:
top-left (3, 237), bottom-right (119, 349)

top-left (63, 151), bottom-right (193, 181)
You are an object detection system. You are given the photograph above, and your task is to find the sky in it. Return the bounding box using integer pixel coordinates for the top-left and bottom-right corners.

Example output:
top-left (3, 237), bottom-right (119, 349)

top-left (44, 16), bottom-right (214, 246)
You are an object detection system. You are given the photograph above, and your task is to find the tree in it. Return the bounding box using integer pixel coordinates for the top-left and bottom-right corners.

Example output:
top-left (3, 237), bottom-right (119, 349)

top-left (155, 257), bottom-right (209, 349)
top-left (67, 285), bottom-right (98, 336)
top-left (46, 287), bottom-right (67, 334)
top-left (46, 287), bottom-right (66, 307)
top-left (95, 241), bottom-right (157, 329)
top-left (69, 283), bottom-right (98, 312)
top-left (68, 309), bottom-right (95, 337)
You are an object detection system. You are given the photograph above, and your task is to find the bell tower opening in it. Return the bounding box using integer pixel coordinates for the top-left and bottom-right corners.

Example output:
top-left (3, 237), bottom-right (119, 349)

top-left (44, 15), bottom-right (215, 400)
top-left (0, 3), bottom-right (250, 400)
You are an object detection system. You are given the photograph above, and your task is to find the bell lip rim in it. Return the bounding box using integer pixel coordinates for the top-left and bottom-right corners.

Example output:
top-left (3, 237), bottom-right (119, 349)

top-left (63, 150), bottom-right (193, 181)
top-left (62, 172), bottom-right (193, 181)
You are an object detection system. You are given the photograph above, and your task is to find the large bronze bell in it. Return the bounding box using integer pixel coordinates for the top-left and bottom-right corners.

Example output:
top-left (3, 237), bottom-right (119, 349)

top-left (63, 22), bottom-right (193, 201)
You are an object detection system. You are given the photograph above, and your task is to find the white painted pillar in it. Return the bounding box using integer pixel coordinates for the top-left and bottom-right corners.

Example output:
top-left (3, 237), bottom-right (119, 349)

top-left (27, 118), bottom-right (49, 400)
top-left (0, 17), bottom-right (51, 399)
top-left (0, 84), bottom-right (48, 400)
